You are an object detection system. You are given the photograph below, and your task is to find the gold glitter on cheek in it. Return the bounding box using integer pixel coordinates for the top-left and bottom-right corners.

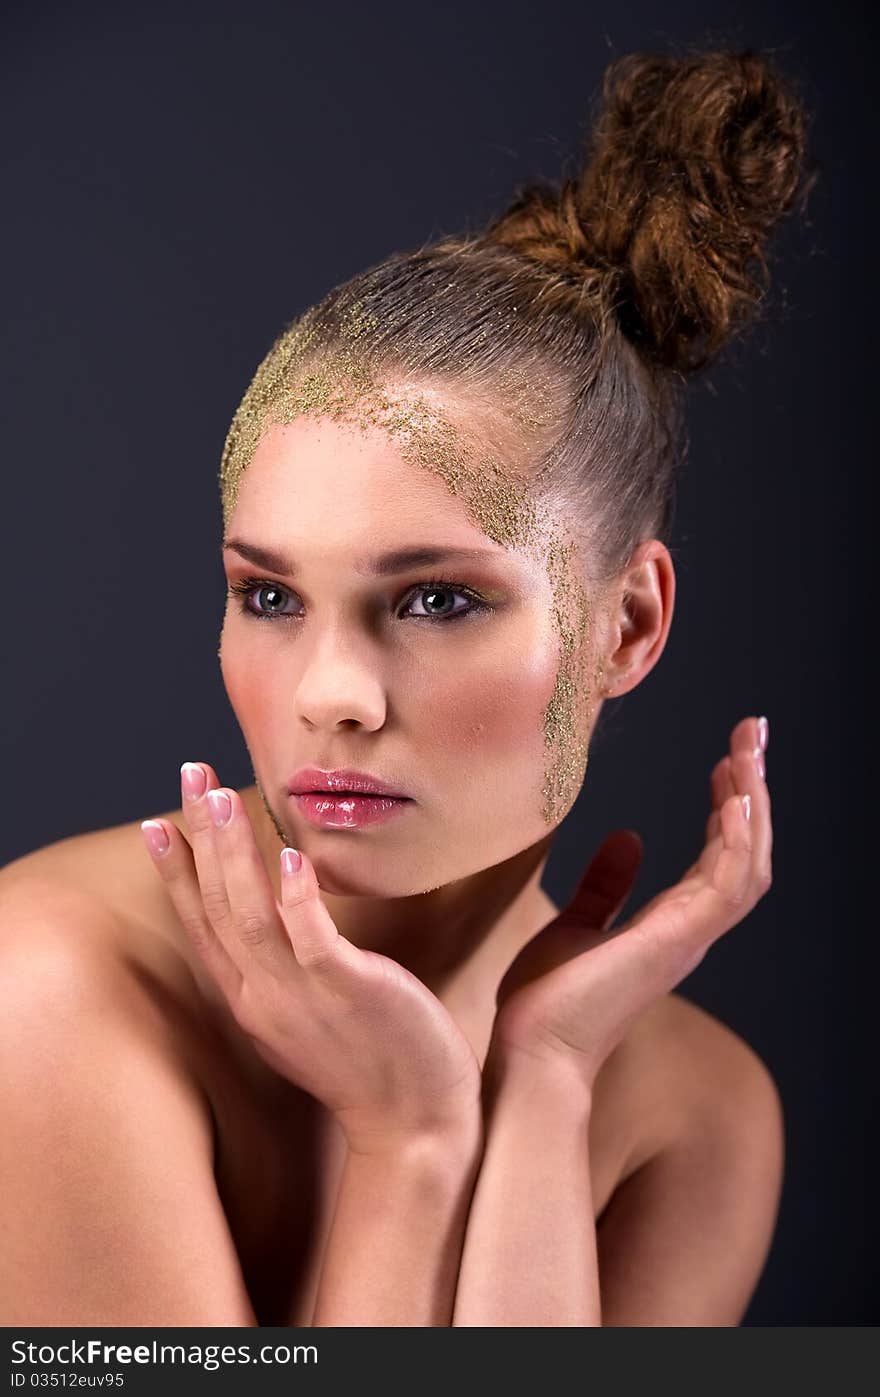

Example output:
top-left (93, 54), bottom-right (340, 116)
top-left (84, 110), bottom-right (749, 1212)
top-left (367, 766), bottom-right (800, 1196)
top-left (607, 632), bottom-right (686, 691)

top-left (217, 302), bottom-right (602, 831)
top-left (254, 770), bottom-right (288, 847)
top-left (532, 529), bottom-right (604, 825)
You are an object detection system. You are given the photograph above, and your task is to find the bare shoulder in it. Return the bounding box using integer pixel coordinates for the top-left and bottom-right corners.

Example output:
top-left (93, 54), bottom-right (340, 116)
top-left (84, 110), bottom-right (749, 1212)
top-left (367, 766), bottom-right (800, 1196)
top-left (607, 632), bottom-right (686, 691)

top-left (0, 836), bottom-right (262, 1324)
top-left (591, 994), bottom-right (785, 1325)
top-left (0, 818), bottom-right (216, 1092)
top-left (0, 806), bottom-right (196, 987)
top-left (0, 825), bottom-right (221, 1201)
top-left (596, 991), bottom-right (784, 1181)
top-left (0, 834), bottom-right (137, 981)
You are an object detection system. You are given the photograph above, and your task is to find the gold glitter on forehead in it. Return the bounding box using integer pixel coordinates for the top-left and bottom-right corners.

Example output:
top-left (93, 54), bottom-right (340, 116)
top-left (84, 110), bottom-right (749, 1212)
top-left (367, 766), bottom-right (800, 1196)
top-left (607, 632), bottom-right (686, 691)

top-left (219, 297), bottom-right (605, 827)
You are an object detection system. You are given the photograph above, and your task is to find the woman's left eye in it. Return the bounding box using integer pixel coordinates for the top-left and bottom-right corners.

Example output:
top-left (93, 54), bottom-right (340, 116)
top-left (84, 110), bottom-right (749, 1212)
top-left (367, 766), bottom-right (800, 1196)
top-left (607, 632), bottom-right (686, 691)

top-left (402, 581), bottom-right (488, 622)
top-left (227, 578), bottom-right (490, 624)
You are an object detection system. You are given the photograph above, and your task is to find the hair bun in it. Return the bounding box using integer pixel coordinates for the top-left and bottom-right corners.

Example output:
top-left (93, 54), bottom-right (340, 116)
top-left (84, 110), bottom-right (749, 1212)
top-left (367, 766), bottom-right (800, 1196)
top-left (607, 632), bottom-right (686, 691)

top-left (485, 47), bottom-right (819, 373)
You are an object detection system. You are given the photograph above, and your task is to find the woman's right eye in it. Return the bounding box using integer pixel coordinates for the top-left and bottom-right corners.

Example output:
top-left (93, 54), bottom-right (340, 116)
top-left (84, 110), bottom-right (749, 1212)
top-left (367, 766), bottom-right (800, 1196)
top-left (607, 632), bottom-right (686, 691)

top-left (228, 578), bottom-right (297, 619)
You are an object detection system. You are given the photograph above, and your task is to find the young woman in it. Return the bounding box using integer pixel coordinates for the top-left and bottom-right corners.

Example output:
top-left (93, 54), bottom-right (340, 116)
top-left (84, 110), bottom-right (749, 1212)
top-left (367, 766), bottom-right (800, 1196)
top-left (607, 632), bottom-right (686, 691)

top-left (0, 46), bottom-right (816, 1326)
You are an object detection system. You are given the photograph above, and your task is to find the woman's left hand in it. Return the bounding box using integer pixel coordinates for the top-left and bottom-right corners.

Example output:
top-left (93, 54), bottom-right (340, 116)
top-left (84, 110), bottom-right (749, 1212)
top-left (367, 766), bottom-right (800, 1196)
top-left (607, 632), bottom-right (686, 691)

top-left (486, 715), bottom-right (772, 1090)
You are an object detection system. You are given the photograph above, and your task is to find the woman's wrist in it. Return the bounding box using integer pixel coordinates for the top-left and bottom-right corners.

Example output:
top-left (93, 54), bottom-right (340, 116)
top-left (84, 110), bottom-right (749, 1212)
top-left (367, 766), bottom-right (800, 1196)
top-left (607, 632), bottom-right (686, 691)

top-left (481, 1039), bottom-right (595, 1124)
top-left (338, 1107), bottom-right (485, 1170)
top-left (452, 1040), bottom-right (599, 1325)
top-left (311, 1110), bottom-right (484, 1326)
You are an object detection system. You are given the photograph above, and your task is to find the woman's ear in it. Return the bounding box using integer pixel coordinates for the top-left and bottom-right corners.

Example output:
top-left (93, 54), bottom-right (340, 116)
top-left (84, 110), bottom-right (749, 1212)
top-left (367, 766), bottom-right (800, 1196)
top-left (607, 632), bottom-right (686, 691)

top-left (601, 540), bottom-right (676, 697)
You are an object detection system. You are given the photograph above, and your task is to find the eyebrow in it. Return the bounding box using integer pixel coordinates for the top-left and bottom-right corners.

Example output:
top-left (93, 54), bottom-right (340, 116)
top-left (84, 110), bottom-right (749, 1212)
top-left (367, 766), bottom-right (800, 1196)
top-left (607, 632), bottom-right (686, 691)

top-left (222, 537), bottom-right (507, 577)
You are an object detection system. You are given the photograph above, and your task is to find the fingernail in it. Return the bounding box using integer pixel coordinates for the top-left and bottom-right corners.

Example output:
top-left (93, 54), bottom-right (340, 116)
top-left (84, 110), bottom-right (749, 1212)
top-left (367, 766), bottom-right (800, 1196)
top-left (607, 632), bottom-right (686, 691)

top-left (206, 789), bottom-right (232, 828)
top-left (281, 847), bottom-right (302, 876)
top-left (741, 794), bottom-right (751, 822)
top-left (181, 762), bottom-right (208, 802)
top-left (141, 820), bottom-right (170, 857)
top-left (757, 716), bottom-right (769, 752)
top-left (753, 746), bottom-right (765, 779)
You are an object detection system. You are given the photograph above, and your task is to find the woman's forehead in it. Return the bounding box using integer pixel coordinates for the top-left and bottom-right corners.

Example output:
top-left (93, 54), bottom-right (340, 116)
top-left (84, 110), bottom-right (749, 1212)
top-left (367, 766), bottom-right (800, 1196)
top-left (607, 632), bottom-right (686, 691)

top-left (228, 413), bottom-right (538, 541)
top-left (245, 413), bottom-right (456, 486)
top-left (224, 437), bottom-right (558, 602)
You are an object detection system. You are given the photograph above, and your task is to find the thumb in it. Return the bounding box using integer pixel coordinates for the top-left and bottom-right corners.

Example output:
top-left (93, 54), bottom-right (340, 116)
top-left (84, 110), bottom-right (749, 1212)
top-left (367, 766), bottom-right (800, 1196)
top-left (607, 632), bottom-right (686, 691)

top-left (495, 830), bottom-right (644, 1006)
top-left (568, 829), bottom-right (644, 930)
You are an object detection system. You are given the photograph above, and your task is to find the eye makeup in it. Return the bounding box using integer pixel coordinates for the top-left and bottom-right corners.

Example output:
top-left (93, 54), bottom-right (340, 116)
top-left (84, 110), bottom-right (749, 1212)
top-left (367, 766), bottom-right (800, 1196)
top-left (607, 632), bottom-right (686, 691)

top-left (217, 300), bottom-right (604, 825)
top-left (226, 575), bottom-right (495, 625)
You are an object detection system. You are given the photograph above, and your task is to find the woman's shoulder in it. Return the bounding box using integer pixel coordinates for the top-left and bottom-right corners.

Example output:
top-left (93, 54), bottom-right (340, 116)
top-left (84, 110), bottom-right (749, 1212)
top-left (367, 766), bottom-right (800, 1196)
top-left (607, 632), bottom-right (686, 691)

top-left (0, 814), bottom-right (233, 1144)
top-left (0, 808), bottom-right (201, 1009)
top-left (597, 988), bottom-right (782, 1183)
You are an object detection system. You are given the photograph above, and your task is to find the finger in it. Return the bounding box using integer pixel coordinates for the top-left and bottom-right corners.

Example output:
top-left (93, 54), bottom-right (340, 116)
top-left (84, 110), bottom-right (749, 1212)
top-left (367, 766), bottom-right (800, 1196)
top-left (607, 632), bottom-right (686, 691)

top-left (678, 756), bottom-right (731, 883)
top-left (626, 790), bottom-right (754, 990)
top-left (729, 712), bottom-right (762, 757)
top-left (711, 789), bottom-right (755, 908)
top-left (745, 715), bottom-right (772, 891)
top-left (729, 734), bottom-right (773, 896)
top-left (569, 830), bottom-right (644, 930)
top-left (276, 846), bottom-right (364, 988)
top-left (205, 785), bottom-right (303, 977)
top-left (140, 816), bottom-right (242, 1003)
top-left (693, 715), bottom-right (766, 884)
top-left (180, 760), bottom-right (240, 962)
top-left (678, 791), bottom-right (754, 963)
top-left (706, 755), bottom-right (735, 843)
top-left (647, 714), bottom-right (770, 960)
top-left (702, 711), bottom-right (756, 848)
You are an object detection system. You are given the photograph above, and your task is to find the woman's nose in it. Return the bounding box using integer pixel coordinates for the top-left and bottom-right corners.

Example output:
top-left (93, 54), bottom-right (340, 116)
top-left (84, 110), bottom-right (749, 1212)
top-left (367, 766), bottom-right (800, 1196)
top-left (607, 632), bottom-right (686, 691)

top-left (292, 635), bottom-right (388, 733)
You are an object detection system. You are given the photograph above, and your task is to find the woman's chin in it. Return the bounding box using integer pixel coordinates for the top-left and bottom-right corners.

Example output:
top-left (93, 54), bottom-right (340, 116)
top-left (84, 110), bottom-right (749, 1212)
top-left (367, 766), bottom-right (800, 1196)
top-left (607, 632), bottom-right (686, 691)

top-left (305, 848), bottom-right (442, 900)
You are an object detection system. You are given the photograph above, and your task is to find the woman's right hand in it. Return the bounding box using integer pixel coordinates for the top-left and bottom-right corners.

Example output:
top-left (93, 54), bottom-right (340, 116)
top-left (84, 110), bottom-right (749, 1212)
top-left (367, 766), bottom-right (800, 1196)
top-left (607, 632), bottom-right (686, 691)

top-left (140, 761), bottom-right (483, 1158)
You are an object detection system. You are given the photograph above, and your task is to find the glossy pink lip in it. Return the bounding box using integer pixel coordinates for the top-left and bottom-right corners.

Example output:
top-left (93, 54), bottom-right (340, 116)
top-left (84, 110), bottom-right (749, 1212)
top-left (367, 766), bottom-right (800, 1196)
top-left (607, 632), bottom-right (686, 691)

top-left (291, 791), bottom-right (414, 830)
top-left (287, 767), bottom-right (411, 799)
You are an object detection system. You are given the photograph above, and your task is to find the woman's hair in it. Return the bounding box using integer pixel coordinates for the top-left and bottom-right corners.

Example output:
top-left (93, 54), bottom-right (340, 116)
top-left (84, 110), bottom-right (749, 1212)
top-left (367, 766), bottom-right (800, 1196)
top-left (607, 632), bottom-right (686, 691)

top-left (220, 45), bottom-right (818, 586)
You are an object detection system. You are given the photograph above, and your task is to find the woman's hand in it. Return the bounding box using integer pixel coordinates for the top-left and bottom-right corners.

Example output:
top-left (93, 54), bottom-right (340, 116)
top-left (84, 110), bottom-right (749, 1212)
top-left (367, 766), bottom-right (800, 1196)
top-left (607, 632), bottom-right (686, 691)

top-left (139, 762), bottom-right (483, 1156)
top-left (486, 715), bottom-right (772, 1090)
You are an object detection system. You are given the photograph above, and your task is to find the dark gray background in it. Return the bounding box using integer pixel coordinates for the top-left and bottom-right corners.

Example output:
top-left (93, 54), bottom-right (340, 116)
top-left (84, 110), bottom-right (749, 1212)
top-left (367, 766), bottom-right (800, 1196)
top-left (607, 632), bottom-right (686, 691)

top-left (1, 0), bottom-right (873, 1324)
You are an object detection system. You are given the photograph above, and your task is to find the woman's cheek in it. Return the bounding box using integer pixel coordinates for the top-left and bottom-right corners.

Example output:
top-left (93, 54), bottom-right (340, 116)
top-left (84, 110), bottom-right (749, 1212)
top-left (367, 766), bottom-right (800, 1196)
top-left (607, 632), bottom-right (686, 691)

top-left (219, 635), bottom-right (278, 741)
top-left (221, 610), bottom-right (562, 771)
top-left (417, 626), bottom-right (561, 763)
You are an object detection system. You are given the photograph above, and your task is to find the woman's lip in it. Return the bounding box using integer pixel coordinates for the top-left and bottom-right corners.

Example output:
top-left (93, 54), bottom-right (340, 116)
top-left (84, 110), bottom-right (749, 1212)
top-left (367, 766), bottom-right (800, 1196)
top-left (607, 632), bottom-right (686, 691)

top-left (287, 767), bottom-right (411, 798)
top-left (297, 786), bottom-right (413, 799)
top-left (291, 792), bottom-right (415, 830)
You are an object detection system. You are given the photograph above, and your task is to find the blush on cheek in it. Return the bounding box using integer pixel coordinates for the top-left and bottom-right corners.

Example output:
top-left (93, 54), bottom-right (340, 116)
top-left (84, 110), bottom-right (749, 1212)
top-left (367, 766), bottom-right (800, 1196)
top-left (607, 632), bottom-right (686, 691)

top-left (424, 643), bottom-right (559, 759)
top-left (221, 655), bottom-right (278, 752)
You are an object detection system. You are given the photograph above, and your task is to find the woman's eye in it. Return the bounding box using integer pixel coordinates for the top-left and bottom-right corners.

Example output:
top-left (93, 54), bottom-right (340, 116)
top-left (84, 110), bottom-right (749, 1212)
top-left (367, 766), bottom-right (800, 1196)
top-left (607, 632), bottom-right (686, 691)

top-left (240, 583), bottom-right (298, 618)
top-left (402, 583), bottom-right (480, 621)
top-left (229, 578), bottom-right (488, 624)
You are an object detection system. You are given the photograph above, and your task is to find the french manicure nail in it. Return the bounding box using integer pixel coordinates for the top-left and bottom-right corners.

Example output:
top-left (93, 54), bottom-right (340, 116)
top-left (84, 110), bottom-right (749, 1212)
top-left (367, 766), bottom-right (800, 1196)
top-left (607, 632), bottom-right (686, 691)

top-left (753, 746), bottom-right (765, 779)
top-left (741, 794), bottom-right (751, 821)
top-left (141, 820), bottom-right (170, 857)
top-left (181, 762), bottom-right (207, 801)
top-left (757, 716), bottom-right (769, 752)
top-left (281, 847), bottom-right (302, 875)
top-left (206, 789), bottom-right (232, 828)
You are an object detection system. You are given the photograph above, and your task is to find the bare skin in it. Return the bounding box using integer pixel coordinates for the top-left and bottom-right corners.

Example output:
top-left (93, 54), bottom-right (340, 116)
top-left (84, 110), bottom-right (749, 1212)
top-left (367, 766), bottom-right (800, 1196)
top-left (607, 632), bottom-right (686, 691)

top-left (0, 800), bottom-right (699, 1324)
top-left (0, 415), bottom-right (783, 1324)
top-left (0, 724), bottom-right (782, 1327)
top-left (0, 737), bottom-right (781, 1326)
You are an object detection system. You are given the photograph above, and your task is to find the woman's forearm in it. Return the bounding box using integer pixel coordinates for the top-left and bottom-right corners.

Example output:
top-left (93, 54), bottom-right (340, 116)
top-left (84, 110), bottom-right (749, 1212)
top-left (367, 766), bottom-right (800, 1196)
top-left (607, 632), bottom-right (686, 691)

top-left (310, 1124), bottom-right (484, 1326)
top-left (452, 1056), bottom-right (600, 1326)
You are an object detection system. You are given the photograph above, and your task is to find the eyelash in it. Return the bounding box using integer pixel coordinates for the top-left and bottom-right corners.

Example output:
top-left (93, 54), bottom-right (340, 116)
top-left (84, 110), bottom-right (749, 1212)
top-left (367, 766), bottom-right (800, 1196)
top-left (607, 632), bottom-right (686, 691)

top-left (226, 575), bottom-right (492, 626)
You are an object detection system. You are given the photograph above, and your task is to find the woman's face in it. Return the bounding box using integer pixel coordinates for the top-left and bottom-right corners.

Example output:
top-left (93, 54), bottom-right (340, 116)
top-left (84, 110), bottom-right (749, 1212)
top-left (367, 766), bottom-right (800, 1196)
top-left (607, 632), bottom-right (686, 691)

top-left (219, 413), bottom-right (595, 897)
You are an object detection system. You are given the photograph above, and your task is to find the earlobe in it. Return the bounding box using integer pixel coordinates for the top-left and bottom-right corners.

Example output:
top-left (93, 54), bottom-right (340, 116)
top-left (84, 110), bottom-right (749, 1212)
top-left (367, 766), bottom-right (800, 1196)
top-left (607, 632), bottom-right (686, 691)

top-left (605, 668), bottom-right (633, 696)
